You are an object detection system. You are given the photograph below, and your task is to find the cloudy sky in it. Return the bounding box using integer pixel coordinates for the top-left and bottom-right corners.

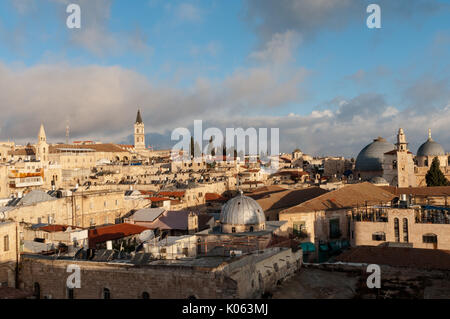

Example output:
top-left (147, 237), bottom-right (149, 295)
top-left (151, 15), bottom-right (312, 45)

top-left (0, 0), bottom-right (449, 157)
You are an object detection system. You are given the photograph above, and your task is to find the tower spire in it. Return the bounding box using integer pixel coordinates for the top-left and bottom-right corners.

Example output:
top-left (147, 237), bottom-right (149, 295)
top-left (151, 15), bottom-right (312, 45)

top-left (428, 128), bottom-right (432, 141)
top-left (136, 109), bottom-right (143, 124)
top-left (134, 109), bottom-right (146, 151)
top-left (396, 128), bottom-right (408, 152)
top-left (38, 123), bottom-right (46, 142)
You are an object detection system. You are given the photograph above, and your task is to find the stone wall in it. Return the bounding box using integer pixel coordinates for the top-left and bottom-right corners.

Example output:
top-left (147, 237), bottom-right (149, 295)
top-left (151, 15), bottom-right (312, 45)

top-left (0, 221), bottom-right (18, 287)
top-left (19, 247), bottom-right (301, 299)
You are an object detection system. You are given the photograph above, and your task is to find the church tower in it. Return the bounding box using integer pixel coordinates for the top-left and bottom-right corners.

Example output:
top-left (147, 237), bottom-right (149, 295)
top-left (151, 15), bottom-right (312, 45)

top-left (394, 128), bottom-right (416, 187)
top-left (134, 109), bottom-right (146, 151)
top-left (396, 128), bottom-right (408, 152)
top-left (36, 123), bottom-right (49, 162)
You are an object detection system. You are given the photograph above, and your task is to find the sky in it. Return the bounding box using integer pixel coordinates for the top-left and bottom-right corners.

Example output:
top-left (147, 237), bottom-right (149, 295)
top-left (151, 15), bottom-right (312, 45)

top-left (0, 0), bottom-right (449, 157)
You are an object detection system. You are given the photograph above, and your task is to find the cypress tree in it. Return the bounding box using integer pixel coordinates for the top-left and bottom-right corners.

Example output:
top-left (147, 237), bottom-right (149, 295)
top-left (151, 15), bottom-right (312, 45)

top-left (426, 157), bottom-right (449, 186)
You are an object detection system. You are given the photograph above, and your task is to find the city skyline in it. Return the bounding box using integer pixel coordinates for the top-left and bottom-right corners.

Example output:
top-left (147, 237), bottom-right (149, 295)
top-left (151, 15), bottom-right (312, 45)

top-left (0, 0), bottom-right (449, 157)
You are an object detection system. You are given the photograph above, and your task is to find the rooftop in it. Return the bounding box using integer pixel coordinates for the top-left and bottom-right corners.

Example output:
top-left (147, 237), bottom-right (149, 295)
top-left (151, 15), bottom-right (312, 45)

top-left (336, 246), bottom-right (450, 271)
top-left (281, 182), bottom-right (396, 214)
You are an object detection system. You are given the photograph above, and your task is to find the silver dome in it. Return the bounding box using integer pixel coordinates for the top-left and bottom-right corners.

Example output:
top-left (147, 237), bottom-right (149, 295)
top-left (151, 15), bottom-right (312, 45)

top-left (370, 176), bottom-right (388, 185)
top-left (355, 137), bottom-right (395, 172)
top-left (220, 193), bottom-right (265, 225)
top-left (417, 139), bottom-right (445, 157)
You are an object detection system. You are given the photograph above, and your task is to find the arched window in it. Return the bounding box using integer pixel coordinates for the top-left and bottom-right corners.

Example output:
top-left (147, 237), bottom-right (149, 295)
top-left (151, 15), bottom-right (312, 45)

top-left (249, 226), bottom-right (254, 232)
top-left (423, 233), bottom-right (438, 244)
top-left (142, 292), bottom-right (150, 299)
top-left (103, 288), bottom-right (111, 299)
top-left (394, 218), bottom-right (400, 242)
top-left (34, 283), bottom-right (40, 299)
top-left (403, 218), bottom-right (409, 243)
top-left (232, 227), bottom-right (236, 233)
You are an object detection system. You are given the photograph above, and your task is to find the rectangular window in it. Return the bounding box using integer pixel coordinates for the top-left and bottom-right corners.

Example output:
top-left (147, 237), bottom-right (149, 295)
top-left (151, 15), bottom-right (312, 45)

top-left (372, 233), bottom-right (386, 241)
top-left (329, 218), bottom-right (341, 239)
top-left (293, 222), bottom-right (307, 238)
top-left (423, 235), bottom-right (437, 244)
top-left (4, 235), bottom-right (9, 252)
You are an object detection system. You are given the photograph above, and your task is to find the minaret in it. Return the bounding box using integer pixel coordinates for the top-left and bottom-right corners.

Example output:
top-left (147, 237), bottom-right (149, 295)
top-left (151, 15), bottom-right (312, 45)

top-left (396, 128), bottom-right (408, 152)
top-left (36, 123), bottom-right (49, 162)
top-left (134, 109), bottom-right (146, 151)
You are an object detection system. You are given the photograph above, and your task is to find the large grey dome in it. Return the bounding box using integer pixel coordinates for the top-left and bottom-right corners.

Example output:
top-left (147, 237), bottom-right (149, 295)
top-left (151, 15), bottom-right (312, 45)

top-left (417, 139), bottom-right (445, 157)
top-left (220, 193), bottom-right (265, 225)
top-left (355, 137), bottom-right (395, 172)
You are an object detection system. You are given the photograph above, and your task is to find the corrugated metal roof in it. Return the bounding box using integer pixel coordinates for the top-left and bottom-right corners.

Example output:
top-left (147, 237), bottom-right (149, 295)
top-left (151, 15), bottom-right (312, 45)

top-left (129, 208), bottom-right (166, 222)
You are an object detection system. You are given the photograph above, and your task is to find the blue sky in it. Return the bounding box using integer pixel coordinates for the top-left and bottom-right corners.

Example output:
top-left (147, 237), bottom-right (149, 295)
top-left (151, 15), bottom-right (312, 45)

top-left (0, 0), bottom-right (449, 156)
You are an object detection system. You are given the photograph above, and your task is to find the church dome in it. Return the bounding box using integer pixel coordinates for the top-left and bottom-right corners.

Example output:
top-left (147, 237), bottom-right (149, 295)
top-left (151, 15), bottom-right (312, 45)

top-left (417, 139), bottom-right (445, 157)
top-left (370, 176), bottom-right (389, 185)
top-left (220, 192), bottom-right (265, 228)
top-left (355, 137), bottom-right (395, 172)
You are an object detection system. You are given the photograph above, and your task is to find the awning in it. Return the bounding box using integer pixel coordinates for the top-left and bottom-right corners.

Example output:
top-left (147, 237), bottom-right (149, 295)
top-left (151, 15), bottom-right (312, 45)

top-left (300, 242), bottom-right (316, 252)
top-left (319, 244), bottom-right (329, 251)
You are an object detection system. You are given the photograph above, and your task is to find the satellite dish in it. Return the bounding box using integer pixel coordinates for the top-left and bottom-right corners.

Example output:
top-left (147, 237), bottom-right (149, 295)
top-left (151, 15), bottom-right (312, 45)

top-left (138, 230), bottom-right (154, 243)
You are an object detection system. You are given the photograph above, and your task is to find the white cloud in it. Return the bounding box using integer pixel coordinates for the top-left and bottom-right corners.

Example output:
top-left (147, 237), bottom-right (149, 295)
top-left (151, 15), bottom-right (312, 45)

top-left (250, 30), bottom-right (302, 65)
top-left (1, 61), bottom-right (449, 157)
top-left (175, 3), bottom-right (203, 22)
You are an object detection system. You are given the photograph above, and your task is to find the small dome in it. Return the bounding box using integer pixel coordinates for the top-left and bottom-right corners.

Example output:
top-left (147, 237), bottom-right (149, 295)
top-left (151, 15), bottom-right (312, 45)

top-left (220, 193), bottom-right (265, 226)
top-left (417, 139), bottom-right (445, 157)
top-left (355, 137), bottom-right (395, 172)
top-left (370, 176), bottom-right (388, 185)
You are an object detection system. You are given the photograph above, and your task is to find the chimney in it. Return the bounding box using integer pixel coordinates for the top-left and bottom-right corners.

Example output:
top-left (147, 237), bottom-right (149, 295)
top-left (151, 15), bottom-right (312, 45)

top-left (187, 212), bottom-right (198, 234)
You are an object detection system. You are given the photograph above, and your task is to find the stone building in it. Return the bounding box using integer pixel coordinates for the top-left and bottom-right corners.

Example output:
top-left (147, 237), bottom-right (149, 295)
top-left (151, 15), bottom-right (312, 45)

top-left (355, 128), bottom-right (450, 187)
top-left (0, 189), bottom-right (148, 228)
top-left (19, 247), bottom-right (301, 299)
top-left (279, 182), bottom-right (396, 260)
top-left (351, 206), bottom-right (450, 250)
top-left (0, 221), bottom-right (18, 288)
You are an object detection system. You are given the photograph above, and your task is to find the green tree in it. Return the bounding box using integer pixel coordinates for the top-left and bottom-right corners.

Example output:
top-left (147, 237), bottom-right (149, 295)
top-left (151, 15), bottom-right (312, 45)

top-left (426, 157), bottom-right (449, 186)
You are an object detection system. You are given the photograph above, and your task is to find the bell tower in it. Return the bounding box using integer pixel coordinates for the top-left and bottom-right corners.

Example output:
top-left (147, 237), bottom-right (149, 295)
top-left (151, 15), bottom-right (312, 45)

top-left (395, 128), bottom-right (416, 187)
top-left (134, 109), bottom-right (146, 151)
top-left (36, 123), bottom-right (49, 162)
top-left (396, 128), bottom-right (408, 152)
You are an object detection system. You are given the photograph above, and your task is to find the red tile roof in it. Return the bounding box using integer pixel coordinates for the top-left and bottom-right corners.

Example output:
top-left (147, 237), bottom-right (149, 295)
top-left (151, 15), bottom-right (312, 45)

top-left (205, 193), bottom-right (227, 202)
top-left (38, 225), bottom-right (70, 233)
top-left (158, 191), bottom-right (185, 198)
top-left (88, 223), bottom-right (149, 248)
top-left (148, 197), bottom-right (171, 202)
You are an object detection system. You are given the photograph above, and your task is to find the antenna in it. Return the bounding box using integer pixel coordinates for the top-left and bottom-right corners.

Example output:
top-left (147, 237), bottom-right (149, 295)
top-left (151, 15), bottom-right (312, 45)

top-left (66, 120), bottom-right (70, 144)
